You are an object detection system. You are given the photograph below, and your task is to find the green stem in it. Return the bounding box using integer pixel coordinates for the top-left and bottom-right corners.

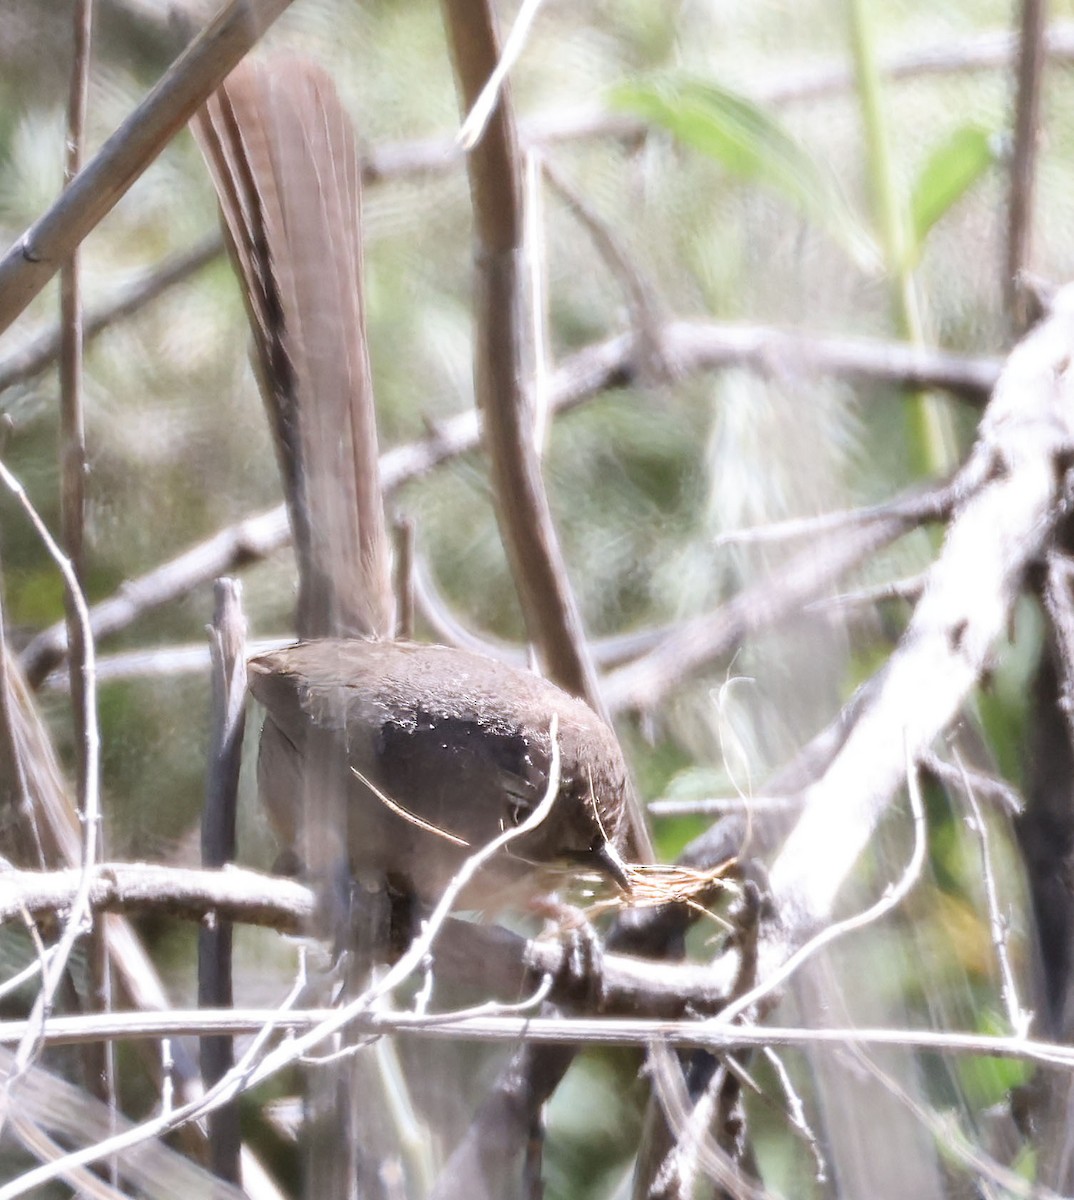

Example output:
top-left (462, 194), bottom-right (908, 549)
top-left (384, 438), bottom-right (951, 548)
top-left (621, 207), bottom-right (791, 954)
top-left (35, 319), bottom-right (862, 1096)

top-left (847, 0), bottom-right (956, 474)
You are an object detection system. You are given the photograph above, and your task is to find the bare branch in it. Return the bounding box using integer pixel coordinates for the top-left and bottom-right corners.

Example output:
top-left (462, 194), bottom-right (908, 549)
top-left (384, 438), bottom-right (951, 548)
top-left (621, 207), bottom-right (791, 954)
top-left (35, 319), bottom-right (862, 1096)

top-left (59, 0), bottom-right (117, 1124)
top-left (919, 751), bottom-right (1023, 816)
top-left (956, 752), bottom-right (1029, 1033)
top-left (0, 1007), bottom-right (1071, 1070)
top-left (557, 319), bottom-right (998, 410)
top-left (0, 862), bottom-right (313, 932)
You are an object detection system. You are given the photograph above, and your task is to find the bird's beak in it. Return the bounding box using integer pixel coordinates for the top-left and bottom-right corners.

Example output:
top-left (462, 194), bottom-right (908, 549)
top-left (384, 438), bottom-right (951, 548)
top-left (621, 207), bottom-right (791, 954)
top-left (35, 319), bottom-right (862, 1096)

top-left (592, 840), bottom-right (632, 893)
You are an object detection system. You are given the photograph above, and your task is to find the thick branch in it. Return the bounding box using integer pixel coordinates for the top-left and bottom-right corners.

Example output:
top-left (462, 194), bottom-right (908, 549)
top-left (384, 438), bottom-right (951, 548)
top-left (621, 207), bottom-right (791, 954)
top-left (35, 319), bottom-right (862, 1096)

top-left (0, 862), bottom-right (730, 1018)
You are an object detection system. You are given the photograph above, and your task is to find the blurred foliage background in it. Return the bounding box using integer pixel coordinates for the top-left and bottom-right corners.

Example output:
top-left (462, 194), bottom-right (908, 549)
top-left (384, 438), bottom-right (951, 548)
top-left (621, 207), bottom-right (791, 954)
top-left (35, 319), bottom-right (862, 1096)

top-left (1, 0), bottom-right (1071, 1195)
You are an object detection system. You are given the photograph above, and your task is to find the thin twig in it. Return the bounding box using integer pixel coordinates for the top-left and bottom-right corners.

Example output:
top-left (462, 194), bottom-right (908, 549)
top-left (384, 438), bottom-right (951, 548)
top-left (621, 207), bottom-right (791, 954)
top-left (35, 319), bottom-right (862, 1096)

top-left (955, 750), bottom-right (1029, 1034)
top-left (806, 570), bottom-right (926, 614)
top-left (59, 0), bottom-right (115, 1126)
top-left (762, 1046), bottom-right (827, 1183)
top-left (541, 155), bottom-right (669, 382)
top-left (0, 456), bottom-right (100, 1131)
top-left (919, 751), bottom-right (1023, 817)
top-left (714, 483), bottom-right (954, 548)
top-left (0, 235), bottom-right (222, 395)
top-left (456, 0), bottom-right (545, 149)
top-left (2, 1007), bottom-right (1074, 1066)
top-left (721, 748), bottom-right (928, 1031)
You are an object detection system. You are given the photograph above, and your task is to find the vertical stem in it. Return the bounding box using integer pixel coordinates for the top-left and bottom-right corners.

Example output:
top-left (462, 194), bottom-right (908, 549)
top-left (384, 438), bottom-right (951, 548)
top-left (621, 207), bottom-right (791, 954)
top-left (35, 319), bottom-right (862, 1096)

top-left (199, 578), bottom-right (247, 1184)
top-left (440, 0), bottom-right (651, 859)
top-left (1006, 0), bottom-right (1048, 335)
top-left (846, 0), bottom-right (955, 473)
top-left (60, 0), bottom-right (115, 1124)
top-left (60, 0), bottom-right (91, 800)
top-left (393, 515), bottom-right (415, 640)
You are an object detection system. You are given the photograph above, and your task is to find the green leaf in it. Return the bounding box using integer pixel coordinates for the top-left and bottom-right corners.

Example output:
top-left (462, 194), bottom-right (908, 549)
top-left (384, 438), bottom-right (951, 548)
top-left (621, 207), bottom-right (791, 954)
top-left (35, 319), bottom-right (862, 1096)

top-left (908, 125), bottom-right (997, 263)
top-left (611, 73), bottom-right (879, 270)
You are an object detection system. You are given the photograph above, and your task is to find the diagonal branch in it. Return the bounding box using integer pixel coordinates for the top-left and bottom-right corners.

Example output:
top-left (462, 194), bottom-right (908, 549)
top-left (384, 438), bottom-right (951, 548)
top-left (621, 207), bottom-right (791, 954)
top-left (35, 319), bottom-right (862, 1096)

top-left (603, 479), bottom-right (957, 715)
top-left (18, 321), bottom-right (999, 688)
top-left (0, 0), bottom-right (295, 336)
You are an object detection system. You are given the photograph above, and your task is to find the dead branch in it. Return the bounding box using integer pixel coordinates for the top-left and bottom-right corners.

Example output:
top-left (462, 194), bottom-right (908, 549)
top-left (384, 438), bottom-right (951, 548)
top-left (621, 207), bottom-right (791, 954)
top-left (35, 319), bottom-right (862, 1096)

top-left (768, 284), bottom-right (1074, 935)
top-left (0, 861), bottom-right (312, 932)
top-left (1, 1006), bottom-right (1072, 1067)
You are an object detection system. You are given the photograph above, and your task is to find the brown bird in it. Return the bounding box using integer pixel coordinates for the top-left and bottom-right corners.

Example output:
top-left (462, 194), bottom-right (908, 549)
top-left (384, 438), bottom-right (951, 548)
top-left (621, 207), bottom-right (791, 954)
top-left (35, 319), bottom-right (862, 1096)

top-left (196, 57), bottom-right (633, 924)
top-left (249, 638), bottom-right (632, 912)
top-left (196, 51), bottom-right (636, 1200)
